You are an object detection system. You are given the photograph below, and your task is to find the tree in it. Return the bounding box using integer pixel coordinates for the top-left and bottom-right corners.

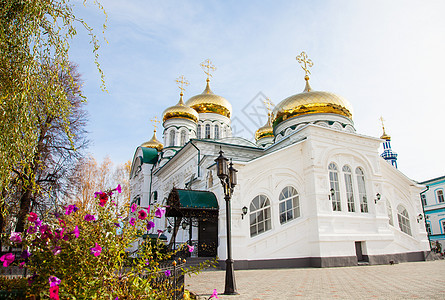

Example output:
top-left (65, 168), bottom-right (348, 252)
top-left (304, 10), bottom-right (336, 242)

top-left (5, 64), bottom-right (89, 233)
top-left (66, 156), bottom-right (131, 211)
top-left (0, 0), bottom-right (105, 222)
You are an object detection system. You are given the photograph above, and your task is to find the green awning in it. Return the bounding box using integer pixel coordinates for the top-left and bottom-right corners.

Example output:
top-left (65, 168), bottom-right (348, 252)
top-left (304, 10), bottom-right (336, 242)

top-left (141, 147), bottom-right (159, 164)
top-left (176, 189), bottom-right (218, 209)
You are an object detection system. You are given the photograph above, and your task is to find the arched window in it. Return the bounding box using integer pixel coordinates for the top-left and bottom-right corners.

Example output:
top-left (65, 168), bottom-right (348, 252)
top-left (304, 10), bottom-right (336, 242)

top-left (356, 167), bottom-right (368, 213)
top-left (437, 190), bottom-right (444, 203)
top-left (205, 124), bottom-right (211, 139)
top-left (169, 130), bottom-right (175, 147)
top-left (250, 195), bottom-right (271, 237)
top-left (279, 186), bottom-right (300, 224)
top-left (328, 163), bottom-right (341, 211)
top-left (387, 200), bottom-right (393, 226)
top-left (180, 130), bottom-right (187, 146)
top-left (214, 124), bottom-right (220, 139)
top-left (397, 205), bottom-right (411, 236)
top-left (343, 165), bottom-right (355, 212)
top-left (197, 125), bottom-right (201, 139)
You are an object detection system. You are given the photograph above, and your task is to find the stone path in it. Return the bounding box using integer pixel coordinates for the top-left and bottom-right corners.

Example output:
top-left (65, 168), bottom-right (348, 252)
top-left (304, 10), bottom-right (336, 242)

top-left (185, 260), bottom-right (445, 299)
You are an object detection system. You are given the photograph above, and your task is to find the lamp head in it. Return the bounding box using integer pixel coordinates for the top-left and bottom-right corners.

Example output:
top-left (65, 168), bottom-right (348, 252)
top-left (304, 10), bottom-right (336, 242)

top-left (215, 148), bottom-right (229, 180)
top-left (242, 206), bottom-right (248, 215)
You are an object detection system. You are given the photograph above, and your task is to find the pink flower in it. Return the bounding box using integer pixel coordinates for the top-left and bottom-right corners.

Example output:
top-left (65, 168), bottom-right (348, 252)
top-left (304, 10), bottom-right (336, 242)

top-left (19, 262), bottom-right (25, 269)
top-left (157, 229), bottom-right (164, 238)
top-left (10, 232), bottom-right (22, 243)
top-left (84, 214), bottom-right (96, 222)
top-left (210, 289), bottom-right (219, 299)
top-left (131, 203), bottom-right (137, 213)
top-left (187, 245), bottom-right (195, 253)
top-left (49, 276), bottom-right (61, 287)
top-left (94, 191), bottom-right (101, 198)
top-left (138, 209), bottom-right (147, 220)
top-left (116, 184), bottom-right (122, 194)
top-left (65, 204), bottom-right (78, 215)
top-left (50, 285), bottom-right (59, 300)
top-left (28, 212), bottom-right (38, 222)
top-left (155, 207), bottom-right (166, 218)
top-left (164, 270), bottom-right (171, 277)
top-left (90, 243), bottom-right (102, 257)
top-left (146, 221), bottom-right (155, 230)
top-left (0, 253), bottom-right (14, 267)
top-left (72, 225), bottom-right (79, 238)
top-left (129, 218), bottom-right (136, 226)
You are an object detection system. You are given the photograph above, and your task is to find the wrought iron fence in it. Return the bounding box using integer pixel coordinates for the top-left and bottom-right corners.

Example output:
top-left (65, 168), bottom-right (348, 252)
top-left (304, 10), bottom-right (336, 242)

top-left (141, 260), bottom-right (186, 300)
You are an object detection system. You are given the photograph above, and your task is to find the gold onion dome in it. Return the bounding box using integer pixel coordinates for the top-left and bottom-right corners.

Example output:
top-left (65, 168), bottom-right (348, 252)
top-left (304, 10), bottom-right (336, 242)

top-left (162, 94), bottom-right (199, 123)
top-left (272, 76), bottom-right (353, 127)
top-left (185, 80), bottom-right (232, 118)
top-left (255, 114), bottom-right (274, 141)
top-left (141, 130), bottom-right (164, 151)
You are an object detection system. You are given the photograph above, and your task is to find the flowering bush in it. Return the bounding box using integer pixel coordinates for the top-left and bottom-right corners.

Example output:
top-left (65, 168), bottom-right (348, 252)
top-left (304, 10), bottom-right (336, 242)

top-left (1, 184), bottom-right (215, 299)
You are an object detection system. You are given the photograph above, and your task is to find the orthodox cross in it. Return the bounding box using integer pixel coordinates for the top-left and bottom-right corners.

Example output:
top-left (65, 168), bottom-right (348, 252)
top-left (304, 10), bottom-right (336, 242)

top-left (151, 116), bottom-right (161, 132)
top-left (263, 97), bottom-right (274, 115)
top-left (296, 51), bottom-right (314, 78)
top-left (176, 75), bottom-right (189, 95)
top-left (200, 59), bottom-right (216, 81)
top-left (379, 116), bottom-right (386, 131)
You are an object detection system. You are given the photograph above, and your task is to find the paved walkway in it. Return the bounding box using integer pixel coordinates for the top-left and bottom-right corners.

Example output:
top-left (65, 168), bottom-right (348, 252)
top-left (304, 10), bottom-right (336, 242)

top-left (185, 260), bottom-right (445, 299)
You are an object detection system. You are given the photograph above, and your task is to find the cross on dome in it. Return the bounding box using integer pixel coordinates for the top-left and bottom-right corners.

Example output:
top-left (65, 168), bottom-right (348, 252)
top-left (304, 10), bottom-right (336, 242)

top-left (263, 97), bottom-right (274, 115)
top-left (200, 59), bottom-right (216, 82)
top-left (176, 75), bottom-right (189, 96)
top-left (296, 51), bottom-right (314, 80)
top-left (151, 116), bottom-right (161, 132)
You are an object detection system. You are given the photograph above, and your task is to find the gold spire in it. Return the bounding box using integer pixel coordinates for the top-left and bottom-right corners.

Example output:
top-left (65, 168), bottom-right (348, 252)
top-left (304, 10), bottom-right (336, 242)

top-left (200, 59), bottom-right (216, 83)
top-left (255, 97), bottom-right (274, 141)
top-left (379, 116), bottom-right (391, 140)
top-left (296, 51), bottom-right (313, 92)
top-left (264, 97), bottom-right (274, 126)
top-left (141, 117), bottom-right (164, 151)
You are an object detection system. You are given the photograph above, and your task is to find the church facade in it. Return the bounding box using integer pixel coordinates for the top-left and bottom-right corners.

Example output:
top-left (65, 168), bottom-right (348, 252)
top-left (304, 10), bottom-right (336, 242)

top-left (130, 56), bottom-right (430, 268)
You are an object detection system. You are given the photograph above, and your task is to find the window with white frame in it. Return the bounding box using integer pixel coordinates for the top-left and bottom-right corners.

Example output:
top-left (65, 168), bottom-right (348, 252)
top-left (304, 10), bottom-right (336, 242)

top-left (343, 165), bottom-right (355, 212)
top-left (437, 190), bottom-right (444, 203)
top-left (180, 130), bottom-right (187, 146)
top-left (386, 200), bottom-right (393, 226)
top-left (356, 167), bottom-right (368, 213)
top-left (205, 124), bottom-right (211, 139)
top-left (421, 194), bottom-right (427, 206)
top-left (250, 195), bottom-right (271, 237)
top-left (397, 205), bottom-right (412, 236)
top-left (169, 130), bottom-right (175, 147)
top-left (214, 124), bottom-right (219, 139)
top-left (442, 221), bottom-right (445, 234)
top-left (197, 125), bottom-right (201, 139)
top-left (279, 186), bottom-right (300, 224)
top-left (328, 163), bottom-right (341, 211)
top-left (426, 222), bottom-right (431, 235)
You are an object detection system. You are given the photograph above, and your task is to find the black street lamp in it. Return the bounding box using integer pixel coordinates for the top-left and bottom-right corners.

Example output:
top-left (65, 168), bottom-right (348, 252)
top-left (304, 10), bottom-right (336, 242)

top-left (215, 148), bottom-right (238, 295)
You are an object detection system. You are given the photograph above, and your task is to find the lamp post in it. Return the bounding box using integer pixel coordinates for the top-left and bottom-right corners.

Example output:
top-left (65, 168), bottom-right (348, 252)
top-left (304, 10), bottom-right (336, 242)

top-left (215, 148), bottom-right (238, 295)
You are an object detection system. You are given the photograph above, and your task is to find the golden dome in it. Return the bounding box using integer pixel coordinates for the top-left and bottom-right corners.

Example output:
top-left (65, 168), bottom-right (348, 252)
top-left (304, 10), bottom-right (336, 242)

top-left (141, 130), bottom-right (164, 151)
top-left (272, 79), bottom-right (353, 127)
top-left (162, 94), bottom-right (198, 123)
top-left (255, 114), bottom-right (274, 141)
top-left (185, 80), bottom-right (232, 118)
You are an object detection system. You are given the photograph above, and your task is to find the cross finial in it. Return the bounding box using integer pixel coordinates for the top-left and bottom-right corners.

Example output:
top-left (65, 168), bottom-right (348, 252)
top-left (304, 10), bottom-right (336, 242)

top-left (296, 51), bottom-right (314, 81)
top-left (200, 59), bottom-right (216, 82)
top-left (151, 116), bottom-right (161, 132)
top-left (175, 75), bottom-right (189, 96)
top-left (263, 97), bottom-right (274, 115)
top-left (379, 116), bottom-right (386, 131)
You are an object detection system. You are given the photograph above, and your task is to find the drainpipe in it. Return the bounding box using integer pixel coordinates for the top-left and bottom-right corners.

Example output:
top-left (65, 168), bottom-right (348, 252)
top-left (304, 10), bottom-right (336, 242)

top-left (189, 140), bottom-right (201, 178)
top-left (420, 186), bottom-right (431, 251)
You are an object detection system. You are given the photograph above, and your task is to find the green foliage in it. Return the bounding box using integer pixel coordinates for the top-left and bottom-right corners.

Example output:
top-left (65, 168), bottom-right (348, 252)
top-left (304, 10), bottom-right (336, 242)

top-left (0, 0), bottom-right (105, 206)
top-left (13, 187), bottom-right (207, 299)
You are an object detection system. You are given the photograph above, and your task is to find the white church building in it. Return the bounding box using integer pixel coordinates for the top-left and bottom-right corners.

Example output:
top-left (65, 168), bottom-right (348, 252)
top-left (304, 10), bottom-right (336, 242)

top-left (130, 55), bottom-right (430, 268)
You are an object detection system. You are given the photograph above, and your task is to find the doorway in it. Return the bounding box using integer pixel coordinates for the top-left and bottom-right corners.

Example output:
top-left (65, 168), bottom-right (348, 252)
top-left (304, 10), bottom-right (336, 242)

top-left (198, 220), bottom-right (218, 257)
top-left (355, 241), bottom-right (366, 262)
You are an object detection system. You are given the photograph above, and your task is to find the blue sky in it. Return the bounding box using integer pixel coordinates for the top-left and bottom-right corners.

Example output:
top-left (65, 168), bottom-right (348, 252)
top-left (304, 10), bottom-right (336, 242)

top-left (69, 0), bottom-right (445, 182)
